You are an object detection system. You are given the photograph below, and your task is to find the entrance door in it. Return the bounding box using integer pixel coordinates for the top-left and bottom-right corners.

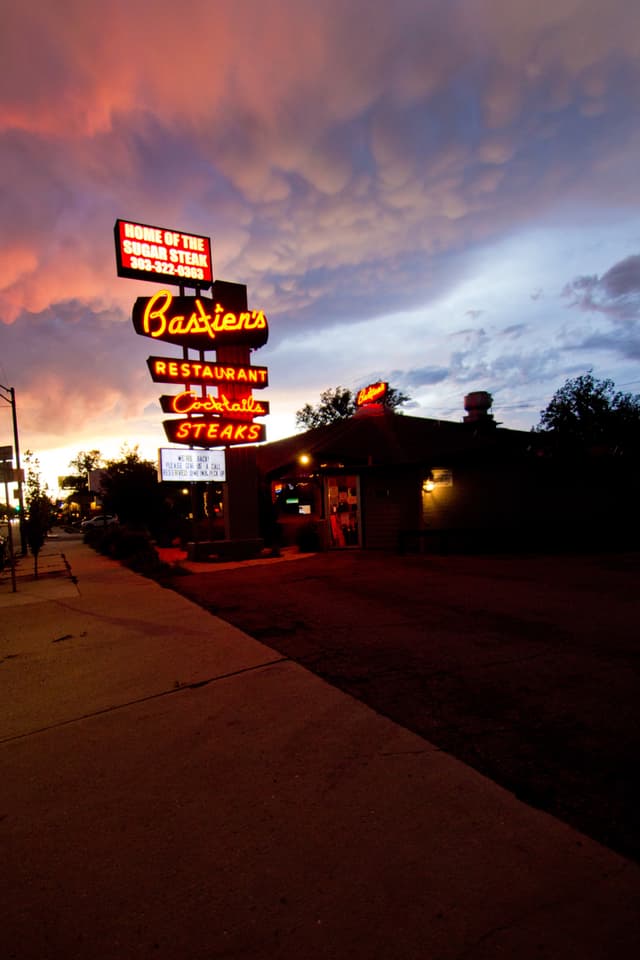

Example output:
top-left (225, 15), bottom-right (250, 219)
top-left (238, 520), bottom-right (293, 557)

top-left (326, 476), bottom-right (361, 548)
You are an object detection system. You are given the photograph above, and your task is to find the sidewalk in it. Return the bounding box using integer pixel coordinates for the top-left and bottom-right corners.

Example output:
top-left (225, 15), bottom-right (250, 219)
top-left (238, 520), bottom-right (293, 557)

top-left (1, 536), bottom-right (639, 959)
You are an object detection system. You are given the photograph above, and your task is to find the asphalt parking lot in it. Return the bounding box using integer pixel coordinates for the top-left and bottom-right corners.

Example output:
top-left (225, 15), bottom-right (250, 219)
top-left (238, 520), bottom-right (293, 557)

top-left (170, 548), bottom-right (640, 863)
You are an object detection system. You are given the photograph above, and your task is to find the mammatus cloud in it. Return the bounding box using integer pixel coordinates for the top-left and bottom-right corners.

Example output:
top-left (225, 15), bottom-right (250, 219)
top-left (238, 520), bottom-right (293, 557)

top-left (2, 1), bottom-right (640, 480)
top-left (3, 1), bottom-right (640, 323)
top-left (0, 300), bottom-right (154, 437)
top-left (567, 330), bottom-right (640, 362)
top-left (563, 254), bottom-right (640, 321)
top-left (396, 366), bottom-right (450, 388)
top-left (502, 323), bottom-right (528, 338)
top-left (561, 253), bottom-right (640, 360)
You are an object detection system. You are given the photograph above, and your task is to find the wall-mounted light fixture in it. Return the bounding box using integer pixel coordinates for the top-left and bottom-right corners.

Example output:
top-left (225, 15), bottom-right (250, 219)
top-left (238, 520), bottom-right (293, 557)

top-left (422, 473), bottom-right (435, 493)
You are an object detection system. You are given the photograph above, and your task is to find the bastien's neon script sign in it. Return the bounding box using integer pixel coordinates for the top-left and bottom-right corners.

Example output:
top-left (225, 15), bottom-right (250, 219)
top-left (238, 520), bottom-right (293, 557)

top-left (356, 380), bottom-right (388, 406)
top-left (132, 289), bottom-right (269, 350)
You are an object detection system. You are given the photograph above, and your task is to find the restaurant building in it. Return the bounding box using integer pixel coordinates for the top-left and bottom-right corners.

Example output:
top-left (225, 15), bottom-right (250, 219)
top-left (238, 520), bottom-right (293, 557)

top-left (256, 391), bottom-right (638, 553)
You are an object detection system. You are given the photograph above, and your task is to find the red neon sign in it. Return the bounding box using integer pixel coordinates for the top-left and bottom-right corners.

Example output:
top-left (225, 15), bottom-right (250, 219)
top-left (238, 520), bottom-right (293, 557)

top-left (164, 418), bottom-right (266, 447)
top-left (114, 219), bottom-right (213, 288)
top-left (132, 289), bottom-right (268, 350)
top-left (356, 381), bottom-right (388, 406)
top-left (147, 357), bottom-right (269, 387)
top-left (160, 392), bottom-right (269, 418)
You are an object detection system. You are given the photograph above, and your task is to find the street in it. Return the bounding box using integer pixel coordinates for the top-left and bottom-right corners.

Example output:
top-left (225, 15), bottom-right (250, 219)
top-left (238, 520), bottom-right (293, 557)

top-left (171, 548), bottom-right (640, 862)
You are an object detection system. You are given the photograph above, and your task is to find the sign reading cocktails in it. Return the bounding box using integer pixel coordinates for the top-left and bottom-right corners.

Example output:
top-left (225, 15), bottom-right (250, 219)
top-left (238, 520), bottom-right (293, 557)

top-left (159, 392), bottom-right (269, 418)
top-left (114, 219), bottom-right (213, 288)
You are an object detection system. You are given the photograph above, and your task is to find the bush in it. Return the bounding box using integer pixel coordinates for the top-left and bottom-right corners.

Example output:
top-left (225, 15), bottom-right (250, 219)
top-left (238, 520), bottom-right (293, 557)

top-left (83, 524), bottom-right (172, 581)
top-left (295, 520), bottom-right (322, 553)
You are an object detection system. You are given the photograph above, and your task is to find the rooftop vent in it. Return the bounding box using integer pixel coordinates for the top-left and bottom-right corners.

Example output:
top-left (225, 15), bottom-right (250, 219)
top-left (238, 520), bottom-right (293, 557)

top-left (463, 391), bottom-right (494, 425)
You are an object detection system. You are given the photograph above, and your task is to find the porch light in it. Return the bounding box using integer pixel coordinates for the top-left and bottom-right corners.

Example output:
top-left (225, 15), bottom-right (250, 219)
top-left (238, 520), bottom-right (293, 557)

top-left (299, 453), bottom-right (311, 466)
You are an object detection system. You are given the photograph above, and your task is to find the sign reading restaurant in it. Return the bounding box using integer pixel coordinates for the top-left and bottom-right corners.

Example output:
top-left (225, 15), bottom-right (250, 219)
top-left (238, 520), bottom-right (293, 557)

top-left (147, 356), bottom-right (268, 388)
top-left (114, 219), bottom-right (213, 288)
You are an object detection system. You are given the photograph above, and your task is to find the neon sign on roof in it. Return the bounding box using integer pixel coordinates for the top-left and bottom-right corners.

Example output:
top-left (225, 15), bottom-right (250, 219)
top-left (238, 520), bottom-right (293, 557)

top-left (356, 381), bottom-right (388, 406)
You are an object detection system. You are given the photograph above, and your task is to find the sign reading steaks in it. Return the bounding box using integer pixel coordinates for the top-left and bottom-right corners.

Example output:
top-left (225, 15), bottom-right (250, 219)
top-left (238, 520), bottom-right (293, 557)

top-left (164, 418), bottom-right (266, 445)
top-left (132, 288), bottom-right (268, 350)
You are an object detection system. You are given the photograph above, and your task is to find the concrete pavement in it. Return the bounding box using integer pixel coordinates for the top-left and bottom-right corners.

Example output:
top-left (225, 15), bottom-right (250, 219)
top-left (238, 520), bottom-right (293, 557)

top-left (1, 534), bottom-right (639, 959)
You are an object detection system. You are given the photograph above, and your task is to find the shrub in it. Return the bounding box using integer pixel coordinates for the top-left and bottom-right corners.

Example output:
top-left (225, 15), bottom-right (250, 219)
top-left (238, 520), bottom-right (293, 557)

top-left (295, 520), bottom-right (322, 553)
top-left (84, 524), bottom-right (172, 581)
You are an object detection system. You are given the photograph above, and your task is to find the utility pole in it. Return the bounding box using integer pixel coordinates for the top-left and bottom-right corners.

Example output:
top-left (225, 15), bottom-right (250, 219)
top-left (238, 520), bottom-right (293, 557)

top-left (0, 384), bottom-right (27, 555)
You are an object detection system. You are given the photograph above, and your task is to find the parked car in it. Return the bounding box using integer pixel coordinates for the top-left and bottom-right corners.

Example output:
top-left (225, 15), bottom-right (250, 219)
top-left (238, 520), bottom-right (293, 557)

top-left (81, 514), bottom-right (118, 529)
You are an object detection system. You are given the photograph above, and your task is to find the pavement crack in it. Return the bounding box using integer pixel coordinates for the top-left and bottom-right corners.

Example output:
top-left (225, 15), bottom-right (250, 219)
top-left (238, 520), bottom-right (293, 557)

top-left (0, 656), bottom-right (289, 745)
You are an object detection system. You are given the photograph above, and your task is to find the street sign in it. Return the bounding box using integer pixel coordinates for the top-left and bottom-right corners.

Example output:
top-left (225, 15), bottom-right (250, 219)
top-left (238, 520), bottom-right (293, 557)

top-left (0, 464), bottom-right (20, 483)
top-left (0, 445), bottom-right (12, 461)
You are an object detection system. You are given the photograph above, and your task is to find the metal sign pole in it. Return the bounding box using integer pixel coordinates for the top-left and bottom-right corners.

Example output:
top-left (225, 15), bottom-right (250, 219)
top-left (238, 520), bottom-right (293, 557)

top-left (3, 477), bottom-right (17, 592)
top-left (0, 385), bottom-right (26, 555)
top-left (9, 388), bottom-right (27, 555)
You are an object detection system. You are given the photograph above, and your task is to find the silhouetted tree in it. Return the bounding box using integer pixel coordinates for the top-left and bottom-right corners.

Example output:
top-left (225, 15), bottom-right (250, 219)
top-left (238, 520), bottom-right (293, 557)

top-left (536, 372), bottom-right (640, 454)
top-left (66, 449), bottom-right (103, 490)
top-left (24, 451), bottom-right (53, 577)
top-left (100, 445), bottom-right (163, 529)
top-left (296, 384), bottom-right (410, 430)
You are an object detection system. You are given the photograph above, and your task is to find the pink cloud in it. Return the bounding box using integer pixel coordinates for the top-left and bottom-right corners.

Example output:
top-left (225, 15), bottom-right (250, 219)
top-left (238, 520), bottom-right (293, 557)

top-left (1, 0), bottom-right (639, 399)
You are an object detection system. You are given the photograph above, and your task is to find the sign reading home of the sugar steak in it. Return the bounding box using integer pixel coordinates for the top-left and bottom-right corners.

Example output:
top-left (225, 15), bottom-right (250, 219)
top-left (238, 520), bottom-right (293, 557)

top-left (159, 392), bottom-right (269, 418)
top-left (164, 418), bottom-right (266, 447)
top-left (147, 357), bottom-right (269, 387)
top-left (115, 219), bottom-right (213, 288)
top-left (132, 289), bottom-right (268, 351)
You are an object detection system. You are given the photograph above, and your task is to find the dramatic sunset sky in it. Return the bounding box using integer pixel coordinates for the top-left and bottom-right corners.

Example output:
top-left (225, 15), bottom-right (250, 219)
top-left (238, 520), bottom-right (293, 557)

top-left (1, 0), bottom-right (639, 492)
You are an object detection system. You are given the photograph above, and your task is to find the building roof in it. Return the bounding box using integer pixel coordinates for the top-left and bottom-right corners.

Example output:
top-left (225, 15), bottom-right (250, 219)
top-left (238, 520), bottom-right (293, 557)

top-left (256, 407), bottom-right (533, 476)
